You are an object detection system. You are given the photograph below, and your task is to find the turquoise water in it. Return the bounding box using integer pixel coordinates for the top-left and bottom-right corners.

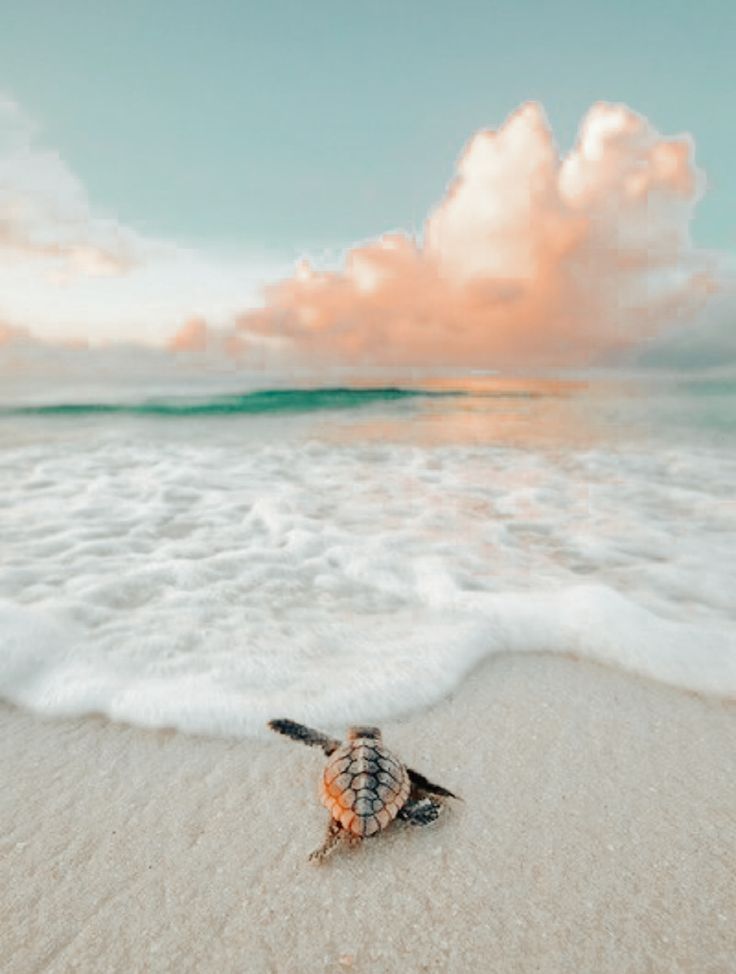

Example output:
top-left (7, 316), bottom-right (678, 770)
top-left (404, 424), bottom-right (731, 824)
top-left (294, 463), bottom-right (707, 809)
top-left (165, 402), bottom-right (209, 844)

top-left (2, 386), bottom-right (451, 417)
top-left (1, 376), bottom-right (733, 454)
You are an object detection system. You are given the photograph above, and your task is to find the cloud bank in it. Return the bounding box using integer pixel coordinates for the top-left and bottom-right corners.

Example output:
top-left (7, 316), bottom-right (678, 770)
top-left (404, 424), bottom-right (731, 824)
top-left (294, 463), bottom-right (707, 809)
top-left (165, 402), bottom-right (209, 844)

top-left (1, 95), bottom-right (729, 368)
top-left (0, 95), bottom-right (140, 281)
top-left (237, 102), bottom-right (717, 368)
top-left (0, 96), bottom-right (284, 344)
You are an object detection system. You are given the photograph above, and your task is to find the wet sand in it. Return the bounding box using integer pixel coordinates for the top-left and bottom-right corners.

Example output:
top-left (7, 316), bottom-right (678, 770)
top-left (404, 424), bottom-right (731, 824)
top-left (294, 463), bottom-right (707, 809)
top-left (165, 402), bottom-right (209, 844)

top-left (2, 654), bottom-right (735, 974)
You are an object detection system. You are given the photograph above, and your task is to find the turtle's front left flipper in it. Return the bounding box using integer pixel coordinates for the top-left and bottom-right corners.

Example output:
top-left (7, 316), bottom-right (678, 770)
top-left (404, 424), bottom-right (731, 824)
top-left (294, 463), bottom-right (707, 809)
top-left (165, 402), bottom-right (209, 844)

top-left (267, 718), bottom-right (341, 755)
top-left (407, 767), bottom-right (460, 800)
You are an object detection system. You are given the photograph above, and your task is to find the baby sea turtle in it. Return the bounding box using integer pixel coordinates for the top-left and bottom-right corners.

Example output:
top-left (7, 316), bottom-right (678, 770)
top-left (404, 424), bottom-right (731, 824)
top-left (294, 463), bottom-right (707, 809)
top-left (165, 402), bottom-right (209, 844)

top-left (268, 718), bottom-right (459, 862)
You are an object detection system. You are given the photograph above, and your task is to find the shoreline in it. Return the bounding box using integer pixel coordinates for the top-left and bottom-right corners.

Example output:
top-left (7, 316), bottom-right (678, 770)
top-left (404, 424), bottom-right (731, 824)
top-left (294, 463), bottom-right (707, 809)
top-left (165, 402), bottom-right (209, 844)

top-left (2, 654), bottom-right (735, 973)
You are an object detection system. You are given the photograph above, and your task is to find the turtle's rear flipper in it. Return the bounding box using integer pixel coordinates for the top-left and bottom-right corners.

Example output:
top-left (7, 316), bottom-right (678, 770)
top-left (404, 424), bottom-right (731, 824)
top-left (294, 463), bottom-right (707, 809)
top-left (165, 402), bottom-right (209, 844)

top-left (398, 797), bottom-right (442, 826)
top-left (407, 767), bottom-right (460, 800)
top-left (267, 718), bottom-right (341, 755)
top-left (308, 817), bottom-right (344, 864)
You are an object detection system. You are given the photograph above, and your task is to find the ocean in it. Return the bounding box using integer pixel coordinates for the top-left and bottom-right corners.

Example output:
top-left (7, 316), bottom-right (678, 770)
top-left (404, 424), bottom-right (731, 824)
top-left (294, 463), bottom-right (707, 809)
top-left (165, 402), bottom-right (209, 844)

top-left (1, 373), bottom-right (734, 736)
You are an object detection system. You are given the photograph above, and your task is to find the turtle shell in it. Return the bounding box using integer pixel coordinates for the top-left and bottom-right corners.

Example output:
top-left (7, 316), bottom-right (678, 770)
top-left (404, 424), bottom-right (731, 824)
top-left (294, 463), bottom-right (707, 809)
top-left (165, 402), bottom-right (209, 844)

top-left (321, 737), bottom-right (410, 837)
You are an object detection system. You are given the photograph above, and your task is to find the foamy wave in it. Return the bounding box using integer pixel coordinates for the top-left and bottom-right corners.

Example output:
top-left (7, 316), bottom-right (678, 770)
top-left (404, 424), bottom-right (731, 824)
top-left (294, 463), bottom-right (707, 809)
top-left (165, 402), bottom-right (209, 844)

top-left (1, 582), bottom-right (734, 738)
top-left (1, 394), bottom-right (734, 736)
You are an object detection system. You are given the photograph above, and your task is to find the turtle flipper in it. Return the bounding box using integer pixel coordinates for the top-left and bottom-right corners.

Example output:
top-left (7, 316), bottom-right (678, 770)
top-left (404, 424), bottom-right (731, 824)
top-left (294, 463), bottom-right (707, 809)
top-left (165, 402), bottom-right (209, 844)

top-left (398, 797), bottom-right (443, 826)
top-left (308, 816), bottom-right (345, 864)
top-left (407, 767), bottom-right (460, 800)
top-left (267, 718), bottom-right (341, 755)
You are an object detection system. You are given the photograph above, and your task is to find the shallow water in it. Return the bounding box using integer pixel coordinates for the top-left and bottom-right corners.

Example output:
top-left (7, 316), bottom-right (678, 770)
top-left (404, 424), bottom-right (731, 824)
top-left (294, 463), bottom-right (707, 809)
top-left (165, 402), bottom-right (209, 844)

top-left (0, 374), bottom-right (734, 735)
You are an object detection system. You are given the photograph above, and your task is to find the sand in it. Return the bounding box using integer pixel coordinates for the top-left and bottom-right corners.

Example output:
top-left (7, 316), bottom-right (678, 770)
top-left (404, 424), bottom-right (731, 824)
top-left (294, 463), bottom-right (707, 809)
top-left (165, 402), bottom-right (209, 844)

top-left (1, 654), bottom-right (735, 974)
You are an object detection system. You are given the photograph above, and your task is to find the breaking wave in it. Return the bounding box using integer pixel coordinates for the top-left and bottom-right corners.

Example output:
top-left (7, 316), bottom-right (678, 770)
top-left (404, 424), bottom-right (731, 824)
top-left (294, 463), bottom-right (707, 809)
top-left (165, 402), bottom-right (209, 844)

top-left (1, 386), bottom-right (462, 417)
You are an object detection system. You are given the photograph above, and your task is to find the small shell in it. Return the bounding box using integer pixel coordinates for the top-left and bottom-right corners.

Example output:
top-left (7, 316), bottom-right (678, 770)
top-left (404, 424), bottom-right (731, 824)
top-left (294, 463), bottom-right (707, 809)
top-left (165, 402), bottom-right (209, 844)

top-left (321, 736), bottom-right (410, 837)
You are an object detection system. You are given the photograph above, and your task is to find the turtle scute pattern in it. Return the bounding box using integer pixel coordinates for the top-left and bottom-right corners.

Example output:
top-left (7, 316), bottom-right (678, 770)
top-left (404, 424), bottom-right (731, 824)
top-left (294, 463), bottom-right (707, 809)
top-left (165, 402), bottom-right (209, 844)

top-left (322, 738), bottom-right (410, 838)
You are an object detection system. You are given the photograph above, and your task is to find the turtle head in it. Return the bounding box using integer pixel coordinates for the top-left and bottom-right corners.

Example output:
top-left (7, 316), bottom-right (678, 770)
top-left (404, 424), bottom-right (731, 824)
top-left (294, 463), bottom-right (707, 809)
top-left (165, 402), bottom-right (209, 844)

top-left (347, 725), bottom-right (383, 743)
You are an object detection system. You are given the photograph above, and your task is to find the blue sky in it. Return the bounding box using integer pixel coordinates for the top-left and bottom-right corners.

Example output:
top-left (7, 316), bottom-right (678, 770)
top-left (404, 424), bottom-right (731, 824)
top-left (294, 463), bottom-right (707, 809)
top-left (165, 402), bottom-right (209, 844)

top-left (2, 0), bottom-right (734, 254)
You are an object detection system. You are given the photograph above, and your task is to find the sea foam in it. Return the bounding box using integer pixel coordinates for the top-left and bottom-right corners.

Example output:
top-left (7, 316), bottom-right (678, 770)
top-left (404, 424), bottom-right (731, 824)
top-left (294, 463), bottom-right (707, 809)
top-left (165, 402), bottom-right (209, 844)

top-left (0, 382), bottom-right (734, 736)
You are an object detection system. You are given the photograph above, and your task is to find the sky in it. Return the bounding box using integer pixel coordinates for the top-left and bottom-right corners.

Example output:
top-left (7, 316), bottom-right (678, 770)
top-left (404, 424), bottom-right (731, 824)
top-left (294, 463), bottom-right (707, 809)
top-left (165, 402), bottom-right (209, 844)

top-left (1, 0), bottom-right (734, 364)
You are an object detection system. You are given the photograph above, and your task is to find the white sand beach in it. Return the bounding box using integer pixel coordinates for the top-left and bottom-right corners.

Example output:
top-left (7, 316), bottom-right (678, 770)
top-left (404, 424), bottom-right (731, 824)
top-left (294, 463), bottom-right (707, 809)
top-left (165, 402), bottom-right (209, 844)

top-left (2, 654), bottom-right (735, 974)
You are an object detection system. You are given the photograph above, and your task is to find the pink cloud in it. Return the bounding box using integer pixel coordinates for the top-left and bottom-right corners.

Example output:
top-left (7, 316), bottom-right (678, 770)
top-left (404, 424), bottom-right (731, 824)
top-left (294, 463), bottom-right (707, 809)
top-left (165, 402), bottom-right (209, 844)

top-left (236, 102), bottom-right (715, 368)
top-left (168, 315), bottom-right (249, 360)
top-left (169, 316), bottom-right (209, 352)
